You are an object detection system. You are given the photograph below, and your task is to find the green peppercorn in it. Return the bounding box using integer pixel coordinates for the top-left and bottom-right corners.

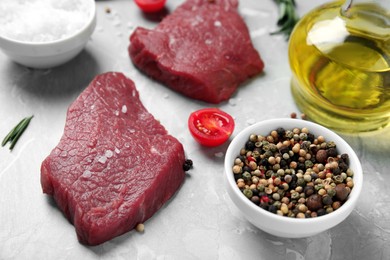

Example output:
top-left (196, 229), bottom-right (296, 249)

top-left (243, 188), bottom-right (253, 198)
top-left (327, 188), bottom-right (336, 197)
top-left (242, 172), bottom-right (251, 181)
top-left (305, 160), bottom-right (313, 168)
top-left (257, 184), bottom-right (265, 192)
top-left (291, 192), bottom-right (300, 200)
top-left (297, 178), bottom-right (306, 187)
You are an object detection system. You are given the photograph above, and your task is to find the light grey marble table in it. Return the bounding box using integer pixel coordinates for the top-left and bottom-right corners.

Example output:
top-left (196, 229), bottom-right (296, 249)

top-left (1, 0), bottom-right (389, 259)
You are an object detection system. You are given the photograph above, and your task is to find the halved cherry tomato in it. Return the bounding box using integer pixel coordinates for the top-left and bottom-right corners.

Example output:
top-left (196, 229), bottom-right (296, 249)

top-left (188, 108), bottom-right (235, 147)
top-left (134, 0), bottom-right (166, 13)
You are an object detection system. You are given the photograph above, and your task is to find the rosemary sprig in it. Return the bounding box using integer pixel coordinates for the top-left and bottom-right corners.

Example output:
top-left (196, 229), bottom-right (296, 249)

top-left (2, 115), bottom-right (34, 151)
top-left (271, 0), bottom-right (300, 39)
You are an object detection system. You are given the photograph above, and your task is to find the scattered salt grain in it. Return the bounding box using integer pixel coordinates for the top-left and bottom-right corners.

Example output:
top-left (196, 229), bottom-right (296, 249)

top-left (105, 150), bottom-right (114, 158)
top-left (98, 155), bottom-right (107, 164)
top-left (82, 170), bottom-right (92, 178)
top-left (0, 0), bottom-right (93, 43)
top-left (214, 21), bottom-right (222, 27)
top-left (205, 39), bottom-right (213, 45)
top-left (121, 105), bottom-right (128, 113)
top-left (114, 110), bottom-right (120, 116)
top-left (228, 98), bottom-right (238, 106)
top-left (215, 152), bottom-right (224, 158)
top-left (115, 147), bottom-right (121, 154)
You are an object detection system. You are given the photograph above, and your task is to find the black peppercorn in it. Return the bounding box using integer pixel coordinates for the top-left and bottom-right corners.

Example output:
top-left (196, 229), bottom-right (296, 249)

top-left (339, 162), bottom-right (349, 172)
top-left (317, 208), bottom-right (326, 216)
top-left (297, 162), bottom-right (305, 171)
top-left (251, 196), bottom-right (260, 205)
top-left (276, 127), bottom-right (285, 138)
top-left (307, 133), bottom-right (315, 142)
top-left (322, 195), bottom-right (333, 205)
top-left (332, 167), bottom-right (341, 175)
top-left (268, 205), bottom-right (277, 214)
top-left (243, 165), bottom-right (251, 173)
top-left (280, 159), bottom-right (288, 168)
top-left (340, 153), bottom-right (349, 163)
top-left (183, 159), bottom-right (193, 171)
top-left (304, 186), bottom-right (315, 196)
top-left (327, 147), bottom-right (338, 158)
top-left (245, 141), bottom-right (255, 150)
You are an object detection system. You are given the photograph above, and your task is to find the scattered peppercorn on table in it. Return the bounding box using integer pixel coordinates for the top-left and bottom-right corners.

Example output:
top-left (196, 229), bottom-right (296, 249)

top-left (0, 0), bottom-right (389, 259)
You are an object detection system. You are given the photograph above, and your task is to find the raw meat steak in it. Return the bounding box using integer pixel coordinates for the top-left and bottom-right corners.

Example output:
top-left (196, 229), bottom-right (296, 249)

top-left (41, 72), bottom-right (186, 246)
top-left (129, 0), bottom-right (264, 104)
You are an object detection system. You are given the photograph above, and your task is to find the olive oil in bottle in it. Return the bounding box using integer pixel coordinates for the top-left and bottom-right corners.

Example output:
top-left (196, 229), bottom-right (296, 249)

top-left (289, 0), bottom-right (390, 132)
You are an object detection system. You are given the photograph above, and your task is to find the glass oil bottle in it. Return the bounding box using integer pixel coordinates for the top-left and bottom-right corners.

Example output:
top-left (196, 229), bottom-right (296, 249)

top-left (289, 0), bottom-right (390, 132)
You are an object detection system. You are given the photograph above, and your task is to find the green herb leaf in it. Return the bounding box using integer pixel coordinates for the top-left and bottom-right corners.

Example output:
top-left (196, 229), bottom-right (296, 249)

top-left (271, 0), bottom-right (300, 39)
top-left (2, 115), bottom-right (34, 151)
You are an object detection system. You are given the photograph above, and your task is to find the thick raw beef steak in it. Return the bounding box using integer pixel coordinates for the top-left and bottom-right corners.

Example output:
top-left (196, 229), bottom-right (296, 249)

top-left (41, 72), bottom-right (186, 246)
top-left (129, 0), bottom-right (264, 104)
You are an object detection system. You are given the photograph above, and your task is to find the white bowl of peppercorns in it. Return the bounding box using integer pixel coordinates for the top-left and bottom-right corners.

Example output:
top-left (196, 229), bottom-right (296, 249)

top-left (224, 118), bottom-right (363, 238)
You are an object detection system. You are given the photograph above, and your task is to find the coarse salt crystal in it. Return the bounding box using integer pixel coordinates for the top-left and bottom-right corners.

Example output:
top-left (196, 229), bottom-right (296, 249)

top-left (121, 105), bottom-right (127, 113)
top-left (0, 0), bottom-right (93, 43)
top-left (214, 21), bottom-right (222, 27)
top-left (105, 150), bottom-right (114, 158)
top-left (82, 170), bottom-right (92, 178)
top-left (98, 155), bottom-right (107, 164)
top-left (205, 39), bottom-right (213, 45)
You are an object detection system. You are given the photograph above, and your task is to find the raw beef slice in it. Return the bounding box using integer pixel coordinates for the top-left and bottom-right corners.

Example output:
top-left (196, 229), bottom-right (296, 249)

top-left (41, 72), bottom-right (186, 246)
top-left (129, 0), bottom-right (264, 104)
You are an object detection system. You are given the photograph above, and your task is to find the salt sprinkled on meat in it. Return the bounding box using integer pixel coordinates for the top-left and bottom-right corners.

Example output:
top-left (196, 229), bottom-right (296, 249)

top-left (98, 155), bottom-right (107, 164)
top-left (82, 170), bottom-right (92, 178)
top-left (121, 105), bottom-right (127, 113)
top-left (214, 21), bottom-right (222, 27)
top-left (105, 150), bottom-right (114, 158)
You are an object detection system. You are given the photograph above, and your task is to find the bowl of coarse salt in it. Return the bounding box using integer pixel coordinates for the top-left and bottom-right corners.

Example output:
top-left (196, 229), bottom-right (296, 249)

top-left (0, 0), bottom-right (96, 69)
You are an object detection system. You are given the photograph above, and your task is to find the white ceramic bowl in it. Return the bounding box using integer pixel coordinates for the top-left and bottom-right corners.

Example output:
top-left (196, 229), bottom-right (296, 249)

top-left (0, 0), bottom-right (96, 69)
top-left (224, 118), bottom-right (363, 238)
